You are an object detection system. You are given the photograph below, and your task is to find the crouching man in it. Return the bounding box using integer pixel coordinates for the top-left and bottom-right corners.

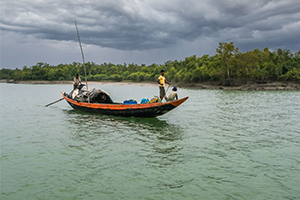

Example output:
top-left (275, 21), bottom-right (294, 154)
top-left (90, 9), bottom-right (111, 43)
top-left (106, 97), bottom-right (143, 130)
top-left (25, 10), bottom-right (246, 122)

top-left (167, 86), bottom-right (178, 102)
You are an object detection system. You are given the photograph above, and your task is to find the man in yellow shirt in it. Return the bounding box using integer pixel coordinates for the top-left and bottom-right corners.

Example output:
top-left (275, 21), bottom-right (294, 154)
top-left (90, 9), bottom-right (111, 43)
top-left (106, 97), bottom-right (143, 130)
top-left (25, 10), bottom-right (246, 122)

top-left (157, 70), bottom-right (171, 101)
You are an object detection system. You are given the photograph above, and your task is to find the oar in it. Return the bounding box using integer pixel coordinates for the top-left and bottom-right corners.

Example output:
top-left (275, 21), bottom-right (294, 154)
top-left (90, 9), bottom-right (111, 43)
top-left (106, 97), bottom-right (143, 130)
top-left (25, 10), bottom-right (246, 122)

top-left (45, 98), bottom-right (64, 107)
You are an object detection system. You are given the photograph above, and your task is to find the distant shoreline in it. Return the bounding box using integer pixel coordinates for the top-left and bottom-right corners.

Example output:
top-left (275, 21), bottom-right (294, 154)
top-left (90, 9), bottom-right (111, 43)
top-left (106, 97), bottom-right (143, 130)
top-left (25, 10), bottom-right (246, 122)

top-left (1, 79), bottom-right (300, 91)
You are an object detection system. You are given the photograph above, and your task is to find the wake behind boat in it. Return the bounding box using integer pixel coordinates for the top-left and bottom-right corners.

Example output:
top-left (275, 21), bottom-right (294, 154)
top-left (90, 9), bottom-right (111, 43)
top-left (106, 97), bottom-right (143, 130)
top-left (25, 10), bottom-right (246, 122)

top-left (61, 84), bottom-right (188, 118)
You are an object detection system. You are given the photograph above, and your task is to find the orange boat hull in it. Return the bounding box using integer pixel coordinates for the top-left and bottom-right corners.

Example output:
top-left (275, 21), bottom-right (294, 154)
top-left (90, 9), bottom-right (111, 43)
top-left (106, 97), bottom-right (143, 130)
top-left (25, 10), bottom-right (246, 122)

top-left (62, 92), bottom-right (188, 117)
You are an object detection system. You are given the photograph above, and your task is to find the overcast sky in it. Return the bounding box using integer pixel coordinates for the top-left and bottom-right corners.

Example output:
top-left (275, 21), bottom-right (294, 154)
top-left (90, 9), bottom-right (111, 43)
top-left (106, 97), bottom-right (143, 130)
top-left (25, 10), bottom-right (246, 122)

top-left (1, 0), bottom-right (300, 69)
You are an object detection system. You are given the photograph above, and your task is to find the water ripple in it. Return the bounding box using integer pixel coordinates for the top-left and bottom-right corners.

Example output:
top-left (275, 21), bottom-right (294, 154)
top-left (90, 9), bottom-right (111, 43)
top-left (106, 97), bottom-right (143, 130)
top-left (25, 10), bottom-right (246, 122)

top-left (1, 84), bottom-right (300, 199)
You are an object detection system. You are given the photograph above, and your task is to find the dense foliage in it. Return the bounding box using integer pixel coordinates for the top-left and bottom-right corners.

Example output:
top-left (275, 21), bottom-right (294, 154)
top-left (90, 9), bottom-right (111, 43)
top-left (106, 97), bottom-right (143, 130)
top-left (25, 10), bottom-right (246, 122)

top-left (1, 43), bottom-right (300, 83)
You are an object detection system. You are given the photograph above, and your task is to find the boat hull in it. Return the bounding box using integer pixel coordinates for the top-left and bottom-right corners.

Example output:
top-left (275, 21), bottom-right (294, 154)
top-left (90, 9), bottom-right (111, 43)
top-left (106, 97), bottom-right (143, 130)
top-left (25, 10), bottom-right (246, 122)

top-left (62, 93), bottom-right (188, 117)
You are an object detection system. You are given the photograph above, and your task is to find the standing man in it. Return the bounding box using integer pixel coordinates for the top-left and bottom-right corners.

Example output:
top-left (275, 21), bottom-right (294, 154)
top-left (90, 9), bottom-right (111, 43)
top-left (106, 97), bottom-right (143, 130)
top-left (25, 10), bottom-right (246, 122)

top-left (73, 74), bottom-right (82, 89)
top-left (157, 70), bottom-right (171, 101)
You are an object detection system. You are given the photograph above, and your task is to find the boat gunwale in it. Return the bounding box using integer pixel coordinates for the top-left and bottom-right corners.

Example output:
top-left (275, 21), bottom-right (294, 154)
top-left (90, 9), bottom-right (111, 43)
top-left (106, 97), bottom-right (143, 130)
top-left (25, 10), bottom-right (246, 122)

top-left (61, 92), bottom-right (188, 110)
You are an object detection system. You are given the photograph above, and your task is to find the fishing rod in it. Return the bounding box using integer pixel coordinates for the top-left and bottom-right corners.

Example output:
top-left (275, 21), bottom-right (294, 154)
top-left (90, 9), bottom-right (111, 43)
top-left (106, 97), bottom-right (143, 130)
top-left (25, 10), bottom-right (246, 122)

top-left (165, 80), bottom-right (172, 93)
top-left (75, 20), bottom-right (90, 103)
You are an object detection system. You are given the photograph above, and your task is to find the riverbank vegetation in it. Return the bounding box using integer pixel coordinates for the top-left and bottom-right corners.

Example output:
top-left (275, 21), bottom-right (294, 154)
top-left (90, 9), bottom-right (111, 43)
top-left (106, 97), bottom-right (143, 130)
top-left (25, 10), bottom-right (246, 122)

top-left (1, 42), bottom-right (300, 84)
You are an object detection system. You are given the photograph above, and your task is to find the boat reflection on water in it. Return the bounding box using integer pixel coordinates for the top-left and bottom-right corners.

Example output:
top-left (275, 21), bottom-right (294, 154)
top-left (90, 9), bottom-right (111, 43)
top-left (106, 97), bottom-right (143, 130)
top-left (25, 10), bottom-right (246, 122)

top-left (64, 109), bottom-right (182, 139)
top-left (63, 109), bottom-right (185, 168)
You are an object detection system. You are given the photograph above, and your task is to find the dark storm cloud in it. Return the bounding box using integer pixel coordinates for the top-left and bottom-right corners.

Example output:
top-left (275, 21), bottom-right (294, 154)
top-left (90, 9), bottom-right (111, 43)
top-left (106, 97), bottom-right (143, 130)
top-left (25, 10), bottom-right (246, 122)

top-left (1, 0), bottom-right (299, 51)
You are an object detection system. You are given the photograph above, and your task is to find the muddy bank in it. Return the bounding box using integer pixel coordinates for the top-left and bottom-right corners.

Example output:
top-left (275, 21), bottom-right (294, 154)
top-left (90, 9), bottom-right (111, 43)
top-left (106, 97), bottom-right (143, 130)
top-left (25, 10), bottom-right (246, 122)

top-left (1, 80), bottom-right (73, 84)
top-left (1, 80), bottom-right (157, 87)
top-left (2, 79), bottom-right (300, 91)
top-left (179, 81), bottom-right (300, 91)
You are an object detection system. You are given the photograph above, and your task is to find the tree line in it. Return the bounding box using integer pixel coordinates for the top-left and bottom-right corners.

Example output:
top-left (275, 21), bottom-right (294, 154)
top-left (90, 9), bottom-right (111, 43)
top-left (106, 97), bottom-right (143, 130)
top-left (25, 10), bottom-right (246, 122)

top-left (1, 42), bottom-right (299, 83)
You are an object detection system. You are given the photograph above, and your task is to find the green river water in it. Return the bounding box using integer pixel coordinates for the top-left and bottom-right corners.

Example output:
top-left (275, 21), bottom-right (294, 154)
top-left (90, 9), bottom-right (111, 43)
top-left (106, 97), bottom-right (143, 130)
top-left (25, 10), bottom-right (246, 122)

top-left (0, 83), bottom-right (299, 200)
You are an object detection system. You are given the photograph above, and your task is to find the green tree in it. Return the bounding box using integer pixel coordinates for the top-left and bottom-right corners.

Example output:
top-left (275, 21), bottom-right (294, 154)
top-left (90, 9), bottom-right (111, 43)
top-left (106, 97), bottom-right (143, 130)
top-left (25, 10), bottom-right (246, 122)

top-left (216, 42), bottom-right (239, 79)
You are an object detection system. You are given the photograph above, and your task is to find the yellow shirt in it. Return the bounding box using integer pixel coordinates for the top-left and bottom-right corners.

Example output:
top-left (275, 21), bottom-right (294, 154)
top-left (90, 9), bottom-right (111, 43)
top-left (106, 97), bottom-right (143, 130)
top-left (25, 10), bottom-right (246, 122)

top-left (158, 75), bottom-right (165, 87)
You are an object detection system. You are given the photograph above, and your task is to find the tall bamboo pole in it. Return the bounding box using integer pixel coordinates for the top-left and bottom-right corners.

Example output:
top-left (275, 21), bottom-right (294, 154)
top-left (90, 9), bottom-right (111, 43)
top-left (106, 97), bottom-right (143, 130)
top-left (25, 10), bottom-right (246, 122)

top-left (75, 20), bottom-right (90, 103)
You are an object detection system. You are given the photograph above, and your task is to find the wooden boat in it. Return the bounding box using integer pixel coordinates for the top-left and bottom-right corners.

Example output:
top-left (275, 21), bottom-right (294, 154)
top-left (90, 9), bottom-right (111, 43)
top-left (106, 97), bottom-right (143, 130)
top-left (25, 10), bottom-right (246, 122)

top-left (58, 24), bottom-right (188, 118)
top-left (61, 91), bottom-right (188, 118)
